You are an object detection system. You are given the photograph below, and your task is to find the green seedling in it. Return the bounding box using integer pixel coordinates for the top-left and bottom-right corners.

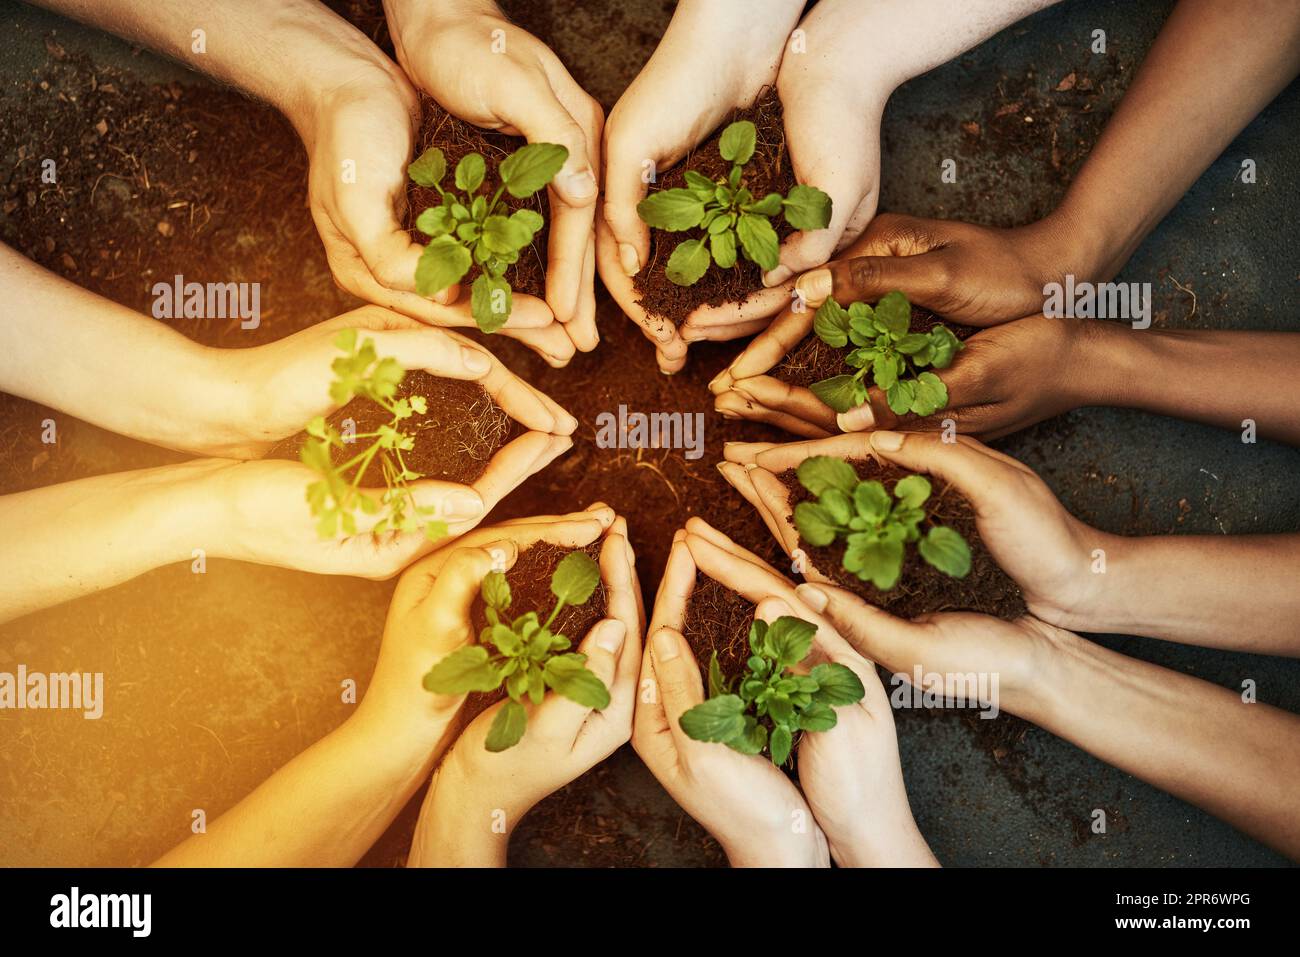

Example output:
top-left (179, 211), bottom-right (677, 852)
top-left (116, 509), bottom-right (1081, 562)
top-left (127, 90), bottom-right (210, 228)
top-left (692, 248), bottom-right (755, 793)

top-left (679, 615), bottom-right (865, 766)
top-left (422, 551), bottom-right (607, 751)
top-left (793, 455), bottom-right (971, 590)
top-left (301, 330), bottom-right (448, 544)
top-left (409, 142), bottom-right (567, 333)
top-left (636, 119), bottom-right (832, 286)
top-left (809, 290), bottom-right (963, 416)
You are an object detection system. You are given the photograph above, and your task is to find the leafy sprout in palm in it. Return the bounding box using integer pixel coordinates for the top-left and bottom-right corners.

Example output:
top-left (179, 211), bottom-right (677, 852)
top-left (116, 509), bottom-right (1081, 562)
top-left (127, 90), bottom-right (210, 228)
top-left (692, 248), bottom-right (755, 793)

top-left (793, 456), bottom-right (971, 591)
top-left (809, 290), bottom-right (963, 416)
top-left (679, 615), bottom-right (865, 766)
top-left (300, 330), bottom-right (448, 544)
top-left (636, 120), bottom-right (832, 286)
top-left (421, 551), bottom-right (608, 751)
top-left (409, 142), bottom-right (567, 333)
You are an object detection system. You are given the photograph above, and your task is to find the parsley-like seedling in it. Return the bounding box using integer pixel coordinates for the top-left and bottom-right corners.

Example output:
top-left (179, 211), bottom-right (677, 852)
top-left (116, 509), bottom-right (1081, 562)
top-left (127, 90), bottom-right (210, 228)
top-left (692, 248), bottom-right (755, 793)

top-left (421, 550), bottom-right (608, 751)
top-left (809, 290), bottom-right (964, 416)
top-left (679, 615), bottom-right (865, 766)
top-left (300, 330), bottom-right (448, 543)
top-left (793, 456), bottom-right (972, 590)
top-left (636, 120), bottom-right (832, 286)
top-left (408, 142), bottom-right (567, 333)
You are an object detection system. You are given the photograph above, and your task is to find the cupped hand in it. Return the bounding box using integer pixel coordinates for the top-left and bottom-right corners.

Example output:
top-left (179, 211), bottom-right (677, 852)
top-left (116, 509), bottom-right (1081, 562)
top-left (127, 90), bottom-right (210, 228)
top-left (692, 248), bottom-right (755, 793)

top-left (217, 306), bottom-right (575, 458)
top-left (385, 1), bottom-right (603, 355)
top-left (599, 0), bottom-right (804, 372)
top-left (718, 431), bottom-right (1113, 633)
top-left (711, 309), bottom-right (1092, 439)
top-left (408, 514), bottom-right (643, 865)
top-left (633, 529), bottom-right (829, 867)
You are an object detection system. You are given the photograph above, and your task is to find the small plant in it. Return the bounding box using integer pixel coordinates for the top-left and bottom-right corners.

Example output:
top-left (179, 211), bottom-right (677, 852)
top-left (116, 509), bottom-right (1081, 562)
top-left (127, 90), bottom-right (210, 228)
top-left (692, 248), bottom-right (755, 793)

top-left (408, 142), bottom-right (567, 333)
top-left (300, 330), bottom-right (448, 543)
top-left (792, 456), bottom-right (971, 590)
top-left (809, 290), bottom-right (964, 416)
top-left (422, 551), bottom-right (607, 751)
top-left (635, 120), bottom-right (832, 286)
top-left (679, 616), bottom-right (864, 766)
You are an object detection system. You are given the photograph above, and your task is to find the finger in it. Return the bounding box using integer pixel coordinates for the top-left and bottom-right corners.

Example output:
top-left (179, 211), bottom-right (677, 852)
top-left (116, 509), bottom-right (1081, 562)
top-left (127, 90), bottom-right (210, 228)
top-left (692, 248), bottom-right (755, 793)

top-left (730, 375), bottom-right (838, 433)
top-left (353, 478), bottom-right (485, 536)
top-left (648, 626), bottom-right (703, 748)
top-left (369, 328), bottom-right (494, 383)
top-left (461, 338), bottom-right (577, 434)
top-left (707, 304), bottom-right (815, 393)
top-left (534, 618), bottom-right (626, 741)
top-left (715, 390), bottom-right (831, 438)
top-left (459, 432), bottom-right (571, 532)
top-left (601, 123), bottom-right (654, 275)
top-left (746, 468), bottom-right (802, 558)
top-left (794, 251), bottom-right (952, 312)
top-left (499, 70), bottom-right (599, 209)
top-left (679, 283), bottom-right (794, 330)
top-left (840, 192), bottom-right (878, 250)
top-left (794, 582), bottom-right (926, 675)
top-left (601, 528), bottom-right (644, 692)
top-left (649, 533), bottom-right (697, 636)
top-left (721, 440), bottom-right (776, 466)
top-left (596, 217), bottom-right (686, 361)
top-left (715, 462), bottom-right (790, 549)
top-left (834, 382), bottom-right (902, 433)
top-left (416, 514), bottom-right (609, 578)
top-left (419, 545), bottom-right (506, 639)
top-left (682, 527), bottom-right (796, 600)
top-left (564, 230), bottom-right (600, 352)
top-left (752, 433), bottom-right (873, 473)
top-left (864, 431), bottom-right (1016, 509)
top-left (496, 320), bottom-right (578, 368)
top-left (680, 317), bottom-right (773, 344)
top-left (546, 193), bottom-right (595, 325)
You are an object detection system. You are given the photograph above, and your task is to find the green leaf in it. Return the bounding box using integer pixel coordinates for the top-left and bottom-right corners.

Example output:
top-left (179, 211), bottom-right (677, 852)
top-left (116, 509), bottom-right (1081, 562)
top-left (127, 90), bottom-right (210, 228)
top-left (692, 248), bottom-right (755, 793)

top-left (709, 229), bottom-right (737, 268)
top-left (679, 694), bottom-right (747, 742)
top-left (853, 480), bottom-right (891, 524)
top-left (796, 455), bottom-right (858, 496)
top-left (454, 153), bottom-right (486, 193)
top-left (415, 206), bottom-right (453, 237)
top-left (481, 214), bottom-right (532, 254)
top-left (910, 371), bottom-right (949, 416)
top-left (872, 351), bottom-right (898, 391)
top-left (798, 701), bottom-right (838, 732)
top-left (485, 699), bottom-right (528, 751)
top-left (665, 238), bottom-right (711, 285)
top-left (748, 619), bottom-right (767, 655)
top-left (423, 646), bottom-right (502, 695)
top-left (929, 325), bottom-right (962, 368)
top-left (743, 192), bottom-right (783, 217)
top-left (499, 142), bottom-right (568, 197)
top-left (510, 207), bottom-right (544, 238)
top-left (718, 120), bottom-right (756, 165)
top-left (481, 571), bottom-right (512, 612)
top-left (543, 654), bottom-right (611, 709)
top-left (918, 525), bottom-right (972, 578)
top-left (636, 188), bottom-right (706, 231)
top-left (810, 374), bottom-right (861, 414)
top-left (885, 378), bottom-right (916, 415)
top-left (551, 550), bottom-right (600, 605)
top-left (874, 290), bottom-right (912, 338)
top-left (810, 662), bottom-right (866, 706)
top-left (415, 235), bottom-right (471, 296)
top-left (895, 333), bottom-right (929, 355)
top-left (725, 717), bottom-right (767, 755)
top-left (471, 273), bottom-right (512, 334)
top-left (736, 213), bottom-right (779, 271)
top-left (782, 184), bottom-right (832, 230)
top-left (812, 298), bottom-right (851, 348)
top-left (794, 502), bottom-right (839, 547)
top-left (893, 474), bottom-right (932, 509)
top-left (766, 616), bottom-right (816, 668)
top-left (769, 725), bottom-right (793, 766)
top-left (684, 169), bottom-right (716, 199)
top-left (707, 652), bottom-right (727, 699)
top-left (843, 537), bottom-right (905, 590)
top-left (820, 487), bottom-right (853, 526)
top-left (408, 147), bottom-right (446, 187)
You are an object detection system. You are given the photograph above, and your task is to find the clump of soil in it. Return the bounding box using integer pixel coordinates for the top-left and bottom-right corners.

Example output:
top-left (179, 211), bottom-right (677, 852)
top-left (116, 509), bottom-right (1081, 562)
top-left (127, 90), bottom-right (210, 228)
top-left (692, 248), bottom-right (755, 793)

top-left (459, 540), bottom-right (608, 725)
top-left (776, 305), bottom-right (979, 391)
top-left (269, 371), bottom-right (517, 486)
top-left (404, 96), bottom-right (549, 300)
top-left (632, 88), bottom-right (795, 326)
top-left (681, 574), bottom-right (758, 681)
top-left (780, 458), bottom-right (1026, 619)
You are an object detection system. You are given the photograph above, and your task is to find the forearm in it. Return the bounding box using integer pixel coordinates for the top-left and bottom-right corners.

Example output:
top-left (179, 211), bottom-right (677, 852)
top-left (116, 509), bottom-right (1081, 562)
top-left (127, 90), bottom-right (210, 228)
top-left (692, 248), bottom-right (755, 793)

top-left (1024, 631), bottom-right (1300, 859)
top-left (28, 0), bottom-right (398, 136)
top-left (1078, 321), bottom-right (1300, 446)
top-left (0, 460), bottom-right (230, 624)
top-left (156, 710), bottom-right (451, 867)
top-left (407, 764), bottom-right (512, 867)
top-left (0, 245), bottom-right (254, 455)
top-left (1052, 0), bottom-right (1300, 279)
top-left (1079, 531), bottom-right (1300, 656)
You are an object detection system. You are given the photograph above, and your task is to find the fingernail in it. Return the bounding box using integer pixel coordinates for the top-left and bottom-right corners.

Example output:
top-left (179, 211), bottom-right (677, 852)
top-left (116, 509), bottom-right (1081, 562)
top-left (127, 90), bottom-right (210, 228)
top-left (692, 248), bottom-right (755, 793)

top-left (795, 583), bottom-right (828, 612)
top-left (717, 410), bottom-right (739, 420)
top-left (618, 243), bottom-right (641, 276)
top-left (795, 268), bottom-right (832, 306)
top-left (871, 430), bottom-right (905, 452)
top-left (461, 347), bottom-right (491, 375)
top-left (557, 409), bottom-right (579, 434)
top-left (595, 619), bottom-right (627, 653)
top-left (763, 265), bottom-right (793, 288)
top-left (836, 402), bottom-right (875, 433)
top-left (707, 370), bottom-right (731, 394)
top-left (481, 539), bottom-right (518, 569)
top-left (652, 628), bottom-right (680, 663)
top-left (433, 285), bottom-right (456, 305)
top-left (562, 169), bottom-right (597, 201)
top-left (446, 490), bottom-right (485, 519)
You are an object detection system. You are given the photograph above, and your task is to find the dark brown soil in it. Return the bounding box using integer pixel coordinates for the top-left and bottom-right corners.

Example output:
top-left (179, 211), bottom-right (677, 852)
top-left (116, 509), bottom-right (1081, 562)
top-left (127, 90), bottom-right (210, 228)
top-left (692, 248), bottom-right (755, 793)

top-left (776, 306), bottom-right (979, 391)
top-left (632, 88), bottom-right (796, 326)
top-left (681, 573), bottom-right (758, 681)
top-left (780, 458), bottom-right (1026, 619)
top-left (268, 370), bottom-right (516, 486)
top-left (458, 540), bottom-right (607, 725)
top-left (405, 96), bottom-right (548, 300)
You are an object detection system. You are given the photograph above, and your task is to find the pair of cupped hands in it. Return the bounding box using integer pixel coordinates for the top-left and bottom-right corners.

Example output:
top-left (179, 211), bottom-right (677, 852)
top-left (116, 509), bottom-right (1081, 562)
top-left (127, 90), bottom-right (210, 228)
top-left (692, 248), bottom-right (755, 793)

top-left (373, 426), bottom-right (1122, 867)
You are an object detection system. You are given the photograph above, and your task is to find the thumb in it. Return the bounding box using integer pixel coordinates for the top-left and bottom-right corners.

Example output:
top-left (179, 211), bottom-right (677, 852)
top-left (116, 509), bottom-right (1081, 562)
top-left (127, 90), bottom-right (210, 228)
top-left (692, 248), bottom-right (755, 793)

top-left (500, 80), bottom-right (598, 208)
top-left (418, 543), bottom-right (509, 639)
top-left (648, 627), bottom-right (704, 740)
top-left (794, 582), bottom-right (922, 674)
top-left (794, 250), bottom-right (953, 313)
top-left (864, 430), bottom-right (1008, 510)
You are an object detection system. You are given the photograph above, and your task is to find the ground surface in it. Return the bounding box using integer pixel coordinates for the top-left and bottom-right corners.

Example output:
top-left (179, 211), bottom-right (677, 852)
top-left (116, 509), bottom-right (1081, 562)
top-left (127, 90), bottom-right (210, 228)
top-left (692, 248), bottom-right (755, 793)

top-left (1, 0), bottom-right (1298, 867)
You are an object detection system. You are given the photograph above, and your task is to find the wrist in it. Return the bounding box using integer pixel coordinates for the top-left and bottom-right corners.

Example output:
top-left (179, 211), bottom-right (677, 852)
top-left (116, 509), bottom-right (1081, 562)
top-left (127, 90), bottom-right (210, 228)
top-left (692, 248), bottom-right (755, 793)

top-left (409, 760), bottom-right (515, 867)
top-left (721, 825), bottom-right (829, 868)
top-left (832, 818), bottom-right (935, 868)
top-left (285, 35), bottom-right (413, 149)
